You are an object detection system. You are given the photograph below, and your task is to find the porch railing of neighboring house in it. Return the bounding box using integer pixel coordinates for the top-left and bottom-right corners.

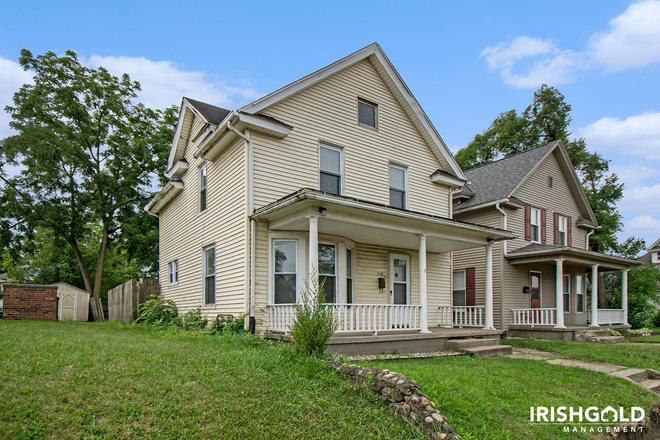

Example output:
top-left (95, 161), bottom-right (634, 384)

top-left (511, 308), bottom-right (557, 326)
top-left (266, 304), bottom-right (422, 335)
top-left (587, 309), bottom-right (626, 325)
top-left (438, 306), bottom-right (485, 328)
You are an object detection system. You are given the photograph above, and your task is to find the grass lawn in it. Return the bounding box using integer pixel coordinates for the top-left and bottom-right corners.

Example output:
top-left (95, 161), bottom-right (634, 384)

top-left (0, 321), bottom-right (418, 440)
top-left (502, 339), bottom-right (660, 371)
top-left (627, 335), bottom-right (660, 343)
top-left (356, 356), bottom-right (658, 440)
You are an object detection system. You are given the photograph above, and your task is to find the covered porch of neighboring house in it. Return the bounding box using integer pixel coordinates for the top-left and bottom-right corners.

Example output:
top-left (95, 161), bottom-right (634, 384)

top-left (251, 189), bottom-right (515, 339)
top-left (503, 244), bottom-right (641, 337)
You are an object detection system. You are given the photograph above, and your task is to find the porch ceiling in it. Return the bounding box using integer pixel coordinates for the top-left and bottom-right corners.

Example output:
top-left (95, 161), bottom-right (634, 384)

top-left (252, 189), bottom-right (516, 253)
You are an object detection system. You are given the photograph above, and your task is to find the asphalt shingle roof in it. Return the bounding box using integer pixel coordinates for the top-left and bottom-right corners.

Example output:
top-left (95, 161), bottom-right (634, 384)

top-left (453, 141), bottom-right (560, 212)
top-left (184, 97), bottom-right (231, 125)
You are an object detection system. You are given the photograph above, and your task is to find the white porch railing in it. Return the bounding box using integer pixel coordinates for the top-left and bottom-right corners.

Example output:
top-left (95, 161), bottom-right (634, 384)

top-left (511, 308), bottom-right (557, 326)
top-left (438, 306), bottom-right (485, 328)
top-left (588, 309), bottom-right (626, 325)
top-left (266, 304), bottom-right (422, 335)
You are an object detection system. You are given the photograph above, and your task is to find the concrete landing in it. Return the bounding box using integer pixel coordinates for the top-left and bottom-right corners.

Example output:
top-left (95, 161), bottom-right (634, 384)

top-left (446, 338), bottom-right (512, 358)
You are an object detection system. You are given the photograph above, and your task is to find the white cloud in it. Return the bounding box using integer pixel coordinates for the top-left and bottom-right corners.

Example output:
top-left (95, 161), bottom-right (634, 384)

top-left (589, 0), bottom-right (660, 71)
top-left (577, 111), bottom-right (660, 161)
top-left (83, 55), bottom-right (261, 110)
top-left (483, 0), bottom-right (660, 87)
top-left (0, 57), bottom-right (34, 139)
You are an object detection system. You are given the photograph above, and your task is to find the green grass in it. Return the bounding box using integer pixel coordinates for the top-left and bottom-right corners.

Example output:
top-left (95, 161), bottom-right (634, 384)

top-left (627, 335), bottom-right (660, 343)
top-left (356, 356), bottom-right (658, 440)
top-left (0, 321), bottom-right (418, 440)
top-left (502, 339), bottom-right (660, 370)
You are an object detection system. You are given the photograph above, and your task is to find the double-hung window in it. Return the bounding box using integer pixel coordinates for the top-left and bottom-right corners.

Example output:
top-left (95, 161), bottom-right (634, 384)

top-left (576, 275), bottom-right (585, 313)
top-left (452, 270), bottom-right (466, 307)
top-left (563, 274), bottom-right (571, 313)
top-left (318, 243), bottom-right (336, 303)
top-left (557, 215), bottom-right (567, 245)
top-left (274, 240), bottom-right (297, 304)
top-left (346, 248), bottom-right (354, 304)
top-left (319, 144), bottom-right (342, 195)
top-left (530, 208), bottom-right (540, 242)
top-left (169, 260), bottom-right (178, 284)
top-left (203, 245), bottom-right (215, 305)
top-left (199, 163), bottom-right (208, 212)
top-left (389, 164), bottom-right (407, 209)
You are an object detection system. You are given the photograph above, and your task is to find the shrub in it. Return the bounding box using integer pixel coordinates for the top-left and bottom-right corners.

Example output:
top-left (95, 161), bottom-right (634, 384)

top-left (290, 273), bottom-right (339, 357)
top-left (177, 307), bottom-right (208, 332)
top-left (135, 295), bottom-right (178, 325)
top-left (207, 314), bottom-right (246, 335)
top-left (651, 310), bottom-right (660, 329)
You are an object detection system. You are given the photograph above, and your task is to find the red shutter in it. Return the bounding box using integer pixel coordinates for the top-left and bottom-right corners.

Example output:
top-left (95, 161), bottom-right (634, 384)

top-left (524, 204), bottom-right (531, 241)
top-left (567, 216), bottom-right (572, 247)
top-left (541, 209), bottom-right (547, 244)
top-left (553, 212), bottom-right (559, 245)
top-left (465, 267), bottom-right (476, 307)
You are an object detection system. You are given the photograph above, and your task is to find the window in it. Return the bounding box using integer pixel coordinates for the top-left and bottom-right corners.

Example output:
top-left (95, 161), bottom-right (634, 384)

top-left (319, 144), bottom-right (342, 195)
top-left (358, 99), bottom-right (377, 128)
top-left (548, 176), bottom-right (554, 188)
top-left (168, 260), bottom-right (178, 284)
top-left (346, 248), bottom-right (354, 304)
top-left (319, 243), bottom-right (336, 303)
top-left (563, 274), bottom-right (571, 313)
top-left (199, 163), bottom-right (207, 212)
top-left (576, 275), bottom-right (584, 313)
top-left (557, 215), bottom-right (567, 246)
top-left (654, 252), bottom-right (660, 263)
top-left (452, 270), bottom-right (466, 307)
top-left (389, 164), bottom-right (407, 209)
top-left (274, 240), bottom-right (297, 304)
top-left (203, 245), bottom-right (215, 305)
top-left (530, 208), bottom-right (540, 242)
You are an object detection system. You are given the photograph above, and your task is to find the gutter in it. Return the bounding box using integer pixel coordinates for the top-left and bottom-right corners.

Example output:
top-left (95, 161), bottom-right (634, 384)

top-left (453, 198), bottom-right (523, 215)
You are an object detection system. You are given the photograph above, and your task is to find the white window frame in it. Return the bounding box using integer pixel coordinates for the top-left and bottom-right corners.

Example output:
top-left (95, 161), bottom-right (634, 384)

top-left (558, 215), bottom-right (567, 246)
top-left (389, 163), bottom-right (408, 210)
top-left (563, 274), bottom-right (571, 313)
top-left (318, 242), bottom-right (337, 303)
top-left (272, 238), bottom-right (300, 304)
top-left (530, 208), bottom-right (540, 243)
top-left (203, 244), bottom-right (215, 306)
top-left (452, 270), bottom-right (466, 307)
top-left (319, 143), bottom-right (344, 196)
top-left (198, 162), bottom-right (208, 213)
top-left (346, 247), bottom-right (355, 304)
top-left (576, 275), bottom-right (585, 313)
top-left (168, 260), bottom-right (178, 284)
top-left (357, 98), bottom-right (378, 129)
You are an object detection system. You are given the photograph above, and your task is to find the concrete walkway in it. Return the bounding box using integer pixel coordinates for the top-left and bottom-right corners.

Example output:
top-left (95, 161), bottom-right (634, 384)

top-left (507, 347), bottom-right (660, 395)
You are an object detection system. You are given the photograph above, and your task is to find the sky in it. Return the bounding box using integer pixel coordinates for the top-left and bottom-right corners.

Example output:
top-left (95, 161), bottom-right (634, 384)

top-left (1, 0), bottom-right (659, 252)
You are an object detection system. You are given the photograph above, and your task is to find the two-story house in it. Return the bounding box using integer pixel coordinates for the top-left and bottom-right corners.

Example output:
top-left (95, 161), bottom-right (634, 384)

top-left (639, 239), bottom-right (660, 265)
top-left (450, 140), bottom-right (640, 339)
top-left (146, 43), bottom-right (514, 351)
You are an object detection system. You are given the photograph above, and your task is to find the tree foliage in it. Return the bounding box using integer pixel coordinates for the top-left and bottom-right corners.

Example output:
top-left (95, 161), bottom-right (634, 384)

top-left (455, 85), bottom-right (623, 253)
top-left (0, 49), bottom-right (177, 319)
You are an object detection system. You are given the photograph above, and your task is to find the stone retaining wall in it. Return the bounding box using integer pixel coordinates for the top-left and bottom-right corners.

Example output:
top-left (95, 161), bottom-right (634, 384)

top-left (335, 363), bottom-right (461, 439)
top-left (2, 284), bottom-right (58, 321)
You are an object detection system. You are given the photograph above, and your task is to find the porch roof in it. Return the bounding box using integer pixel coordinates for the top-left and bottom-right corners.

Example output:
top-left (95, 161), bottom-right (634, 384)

top-left (251, 188), bottom-right (516, 253)
top-left (505, 243), bottom-right (642, 270)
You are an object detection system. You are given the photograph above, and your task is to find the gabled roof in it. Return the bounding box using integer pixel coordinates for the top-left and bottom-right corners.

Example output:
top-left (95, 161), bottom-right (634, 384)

top-left (185, 97), bottom-right (231, 125)
top-left (647, 238), bottom-right (660, 252)
top-left (638, 252), bottom-right (653, 264)
top-left (453, 140), bottom-right (598, 225)
top-left (238, 42), bottom-right (466, 180)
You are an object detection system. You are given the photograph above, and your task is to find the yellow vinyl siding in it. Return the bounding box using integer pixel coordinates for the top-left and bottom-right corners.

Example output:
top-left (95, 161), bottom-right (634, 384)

top-left (159, 113), bottom-right (248, 318)
top-left (252, 59), bottom-right (451, 217)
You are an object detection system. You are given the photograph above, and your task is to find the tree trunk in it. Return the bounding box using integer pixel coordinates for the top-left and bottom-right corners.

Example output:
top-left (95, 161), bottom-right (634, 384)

top-left (91, 224), bottom-right (110, 323)
top-left (598, 273), bottom-right (609, 309)
top-left (70, 236), bottom-right (104, 321)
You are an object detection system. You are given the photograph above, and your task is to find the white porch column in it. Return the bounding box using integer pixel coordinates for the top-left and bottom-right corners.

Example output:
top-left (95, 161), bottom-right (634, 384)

top-left (590, 264), bottom-right (600, 327)
top-left (307, 215), bottom-right (319, 291)
top-left (622, 269), bottom-right (629, 325)
top-left (554, 259), bottom-right (566, 329)
top-left (484, 241), bottom-right (495, 330)
top-left (418, 234), bottom-right (430, 333)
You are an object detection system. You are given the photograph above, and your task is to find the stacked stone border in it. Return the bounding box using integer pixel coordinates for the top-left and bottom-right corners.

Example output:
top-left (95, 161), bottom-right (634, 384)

top-left (334, 362), bottom-right (462, 439)
top-left (2, 283), bottom-right (58, 321)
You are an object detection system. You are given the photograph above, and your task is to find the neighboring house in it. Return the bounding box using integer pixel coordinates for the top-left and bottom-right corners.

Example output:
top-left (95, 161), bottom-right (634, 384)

top-left (638, 238), bottom-right (660, 265)
top-left (146, 43), bottom-right (514, 337)
top-left (451, 140), bottom-right (641, 334)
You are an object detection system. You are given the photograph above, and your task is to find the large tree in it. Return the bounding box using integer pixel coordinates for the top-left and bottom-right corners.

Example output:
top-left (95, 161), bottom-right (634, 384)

top-left (0, 50), bottom-right (177, 320)
top-left (455, 85), bottom-right (622, 253)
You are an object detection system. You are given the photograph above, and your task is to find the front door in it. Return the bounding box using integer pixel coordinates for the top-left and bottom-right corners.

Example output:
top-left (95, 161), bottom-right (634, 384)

top-left (530, 272), bottom-right (541, 308)
top-left (389, 254), bottom-right (410, 328)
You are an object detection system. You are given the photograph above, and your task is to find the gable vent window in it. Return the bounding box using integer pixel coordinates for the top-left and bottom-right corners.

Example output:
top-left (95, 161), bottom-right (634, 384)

top-left (358, 99), bottom-right (377, 128)
top-left (548, 176), bottom-right (553, 188)
top-left (319, 144), bottom-right (343, 195)
top-left (389, 164), bottom-right (407, 209)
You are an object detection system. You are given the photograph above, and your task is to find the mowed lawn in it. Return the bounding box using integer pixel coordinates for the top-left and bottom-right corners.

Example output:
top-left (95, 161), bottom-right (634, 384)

top-left (0, 321), bottom-right (418, 440)
top-left (501, 339), bottom-right (660, 371)
top-left (357, 355), bottom-right (658, 440)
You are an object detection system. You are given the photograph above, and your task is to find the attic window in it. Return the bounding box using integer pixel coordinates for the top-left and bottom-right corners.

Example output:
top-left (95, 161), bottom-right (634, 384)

top-left (358, 99), bottom-right (377, 128)
top-left (548, 176), bottom-right (554, 188)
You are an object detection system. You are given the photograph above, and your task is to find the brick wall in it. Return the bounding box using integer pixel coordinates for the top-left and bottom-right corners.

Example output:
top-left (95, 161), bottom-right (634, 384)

top-left (2, 284), bottom-right (58, 321)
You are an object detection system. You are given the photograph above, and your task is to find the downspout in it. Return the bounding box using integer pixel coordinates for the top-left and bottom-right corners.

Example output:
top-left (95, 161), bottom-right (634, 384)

top-left (586, 226), bottom-right (601, 250)
top-left (227, 116), bottom-right (256, 333)
top-left (495, 202), bottom-right (507, 332)
top-left (495, 202), bottom-right (507, 255)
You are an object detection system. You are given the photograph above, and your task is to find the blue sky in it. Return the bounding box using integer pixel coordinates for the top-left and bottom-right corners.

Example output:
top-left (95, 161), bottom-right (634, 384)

top-left (2, 0), bottom-right (659, 251)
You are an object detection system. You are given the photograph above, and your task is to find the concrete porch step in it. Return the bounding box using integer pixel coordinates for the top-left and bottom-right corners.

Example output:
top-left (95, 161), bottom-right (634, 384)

top-left (640, 380), bottom-right (660, 393)
top-left (445, 338), bottom-right (499, 351)
top-left (590, 336), bottom-right (625, 344)
top-left (463, 345), bottom-right (513, 358)
top-left (574, 330), bottom-right (610, 340)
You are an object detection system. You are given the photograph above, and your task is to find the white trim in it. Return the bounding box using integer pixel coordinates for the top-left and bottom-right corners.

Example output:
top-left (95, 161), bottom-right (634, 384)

top-left (389, 163), bottom-right (408, 209)
top-left (268, 233), bottom-right (307, 305)
top-left (389, 253), bottom-right (411, 306)
top-left (431, 172), bottom-right (468, 187)
top-left (563, 273), bottom-right (571, 313)
top-left (530, 207), bottom-right (541, 243)
top-left (168, 260), bottom-right (179, 285)
top-left (576, 274), bottom-right (585, 313)
top-left (198, 162), bottom-right (207, 213)
top-left (319, 143), bottom-right (344, 195)
top-left (167, 160), bottom-right (189, 178)
top-left (452, 269), bottom-right (467, 307)
top-left (202, 244), bottom-right (216, 307)
top-left (557, 214), bottom-right (567, 246)
top-left (145, 181), bottom-right (184, 216)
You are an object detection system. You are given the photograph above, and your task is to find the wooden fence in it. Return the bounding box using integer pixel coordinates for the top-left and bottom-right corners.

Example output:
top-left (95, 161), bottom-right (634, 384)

top-left (107, 278), bottom-right (160, 323)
